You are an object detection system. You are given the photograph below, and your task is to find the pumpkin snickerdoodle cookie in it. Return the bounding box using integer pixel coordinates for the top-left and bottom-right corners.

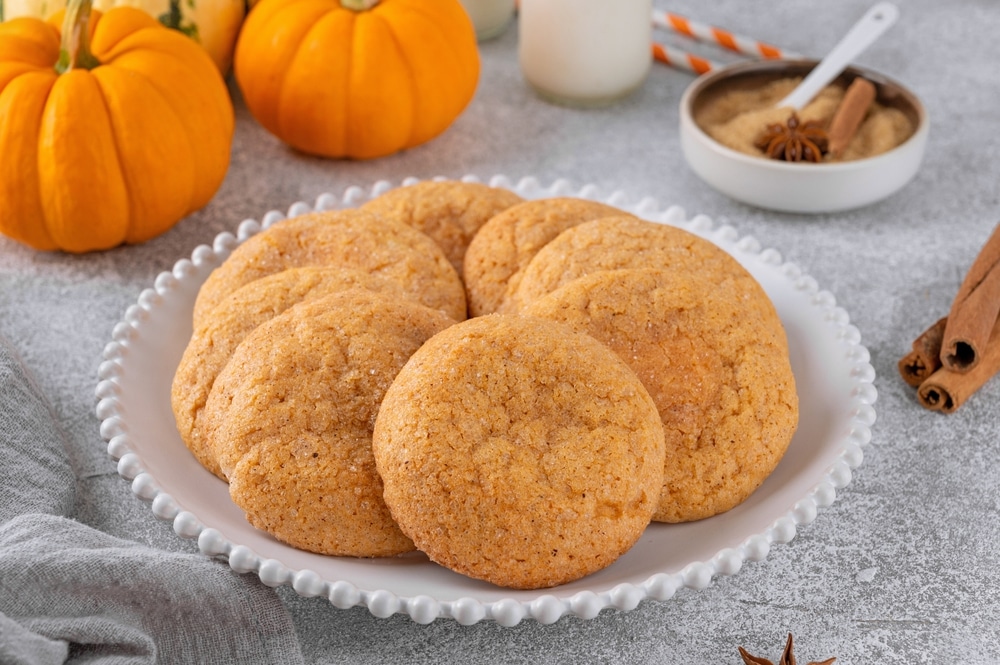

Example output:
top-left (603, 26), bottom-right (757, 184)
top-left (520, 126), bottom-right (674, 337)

top-left (359, 180), bottom-right (523, 276)
top-left (523, 268), bottom-right (798, 523)
top-left (201, 289), bottom-right (456, 557)
top-left (171, 266), bottom-right (410, 479)
top-left (191, 208), bottom-right (466, 327)
top-left (462, 197), bottom-right (630, 316)
top-left (372, 314), bottom-right (665, 589)
top-left (510, 216), bottom-right (759, 314)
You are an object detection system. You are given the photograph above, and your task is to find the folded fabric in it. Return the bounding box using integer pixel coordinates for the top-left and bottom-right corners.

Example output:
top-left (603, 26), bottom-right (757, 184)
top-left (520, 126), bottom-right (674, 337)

top-left (0, 335), bottom-right (305, 664)
top-left (0, 514), bottom-right (305, 665)
top-left (0, 336), bottom-right (76, 522)
top-left (0, 612), bottom-right (67, 665)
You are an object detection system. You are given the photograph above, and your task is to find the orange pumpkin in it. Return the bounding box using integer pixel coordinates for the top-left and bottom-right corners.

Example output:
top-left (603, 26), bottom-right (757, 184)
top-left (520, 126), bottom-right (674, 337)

top-left (1, 0), bottom-right (247, 75)
top-left (234, 0), bottom-right (479, 160)
top-left (0, 0), bottom-right (234, 253)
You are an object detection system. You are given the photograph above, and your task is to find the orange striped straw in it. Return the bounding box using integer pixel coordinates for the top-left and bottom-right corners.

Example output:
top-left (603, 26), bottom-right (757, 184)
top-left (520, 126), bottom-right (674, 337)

top-left (651, 42), bottom-right (717, 75)
top-left (652, 9), bottom-right (799, 60)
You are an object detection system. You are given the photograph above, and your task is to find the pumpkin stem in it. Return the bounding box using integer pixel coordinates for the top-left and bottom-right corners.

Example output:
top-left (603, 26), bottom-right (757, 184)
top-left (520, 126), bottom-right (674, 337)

top-left (340, 0), bottom-right (379, 10)
top-left (55, 0), bottom-right (101, 74)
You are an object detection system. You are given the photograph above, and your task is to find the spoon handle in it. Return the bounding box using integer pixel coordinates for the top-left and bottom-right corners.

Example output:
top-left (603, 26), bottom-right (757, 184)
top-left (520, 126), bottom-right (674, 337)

top-left (776, 2), bottom-right (899, 110)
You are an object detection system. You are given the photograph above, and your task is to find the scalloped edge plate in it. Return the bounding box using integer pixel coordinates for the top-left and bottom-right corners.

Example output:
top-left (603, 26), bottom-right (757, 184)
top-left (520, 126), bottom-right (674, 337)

top-left (95, 175), bottom-right (876, 626)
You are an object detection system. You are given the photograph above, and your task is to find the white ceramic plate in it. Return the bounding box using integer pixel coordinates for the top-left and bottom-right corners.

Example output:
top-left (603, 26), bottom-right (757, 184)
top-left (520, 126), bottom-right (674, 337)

top-left (95, 175), bottom-right (877, 626)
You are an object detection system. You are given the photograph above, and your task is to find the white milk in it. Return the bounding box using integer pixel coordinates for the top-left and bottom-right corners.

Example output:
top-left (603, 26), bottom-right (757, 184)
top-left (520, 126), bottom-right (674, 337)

top-left (459, 0), bottom-right (516, 41)
top-left (518, 0), bottom-right (652, 107)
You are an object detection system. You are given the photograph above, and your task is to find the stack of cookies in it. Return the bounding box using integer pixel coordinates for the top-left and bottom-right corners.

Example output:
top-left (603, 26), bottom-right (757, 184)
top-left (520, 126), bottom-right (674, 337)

top-left (171, 180), bottom-right (798, 590)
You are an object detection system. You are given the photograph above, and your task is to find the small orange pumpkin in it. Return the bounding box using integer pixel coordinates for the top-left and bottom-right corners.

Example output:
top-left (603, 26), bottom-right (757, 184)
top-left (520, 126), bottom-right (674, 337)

top-left (234, 0), bottom-right (479, 160)
top-left (0, 0), bottom-right (234, 253)
top-left (1, 0), bottom-right (247, 74)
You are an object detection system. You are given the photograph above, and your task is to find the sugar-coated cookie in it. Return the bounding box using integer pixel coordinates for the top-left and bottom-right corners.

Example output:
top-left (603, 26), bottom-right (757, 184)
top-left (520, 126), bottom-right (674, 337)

top-left (360, 180), bottom-right (523, 276)
top-left (510, 216), bottom-right (752, 313)
top-left (171, 266), bottom-right (409, 479)
top-left (524, 268), bottom-right (798, 522)
top-left (202, 290), bottom-right (456, 557)
top-left (372, 314), bottom-right (665, 588)
top-left (462, 197), bottom-right (629, 316)
top-left (192, 209), bottom-right (466, 327)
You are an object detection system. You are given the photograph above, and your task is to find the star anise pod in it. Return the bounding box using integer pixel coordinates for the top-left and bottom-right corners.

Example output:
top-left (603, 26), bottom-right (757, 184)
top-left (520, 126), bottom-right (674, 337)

top-left (738, 633), bottom-right (836, 665)
top-left (755, 113), bottom-right (829, 163)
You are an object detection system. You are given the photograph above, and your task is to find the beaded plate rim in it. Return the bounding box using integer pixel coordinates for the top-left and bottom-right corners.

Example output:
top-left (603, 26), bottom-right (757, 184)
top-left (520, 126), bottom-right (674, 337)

top-left (95, 174), bottom-right (877, 626)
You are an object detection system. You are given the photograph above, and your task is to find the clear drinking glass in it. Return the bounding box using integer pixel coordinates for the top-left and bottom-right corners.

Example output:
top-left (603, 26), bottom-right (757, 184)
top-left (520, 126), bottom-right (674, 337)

top-left (518, 0), bottom-right (652, 107)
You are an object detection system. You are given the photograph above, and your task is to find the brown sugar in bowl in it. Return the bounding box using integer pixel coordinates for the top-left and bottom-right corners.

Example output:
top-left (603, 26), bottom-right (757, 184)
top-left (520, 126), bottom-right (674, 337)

top-left (679, 58), bottom-right (928, 214)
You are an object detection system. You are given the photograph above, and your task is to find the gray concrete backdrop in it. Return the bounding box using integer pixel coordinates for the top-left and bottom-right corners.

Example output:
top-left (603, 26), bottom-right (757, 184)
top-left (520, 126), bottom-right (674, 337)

top-left (1, 0), bottom-right (997, 661)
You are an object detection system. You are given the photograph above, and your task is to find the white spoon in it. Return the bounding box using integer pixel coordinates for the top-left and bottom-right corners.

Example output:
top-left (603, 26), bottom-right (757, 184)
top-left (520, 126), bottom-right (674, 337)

top-left (775, 2), bottom-right (899, 110)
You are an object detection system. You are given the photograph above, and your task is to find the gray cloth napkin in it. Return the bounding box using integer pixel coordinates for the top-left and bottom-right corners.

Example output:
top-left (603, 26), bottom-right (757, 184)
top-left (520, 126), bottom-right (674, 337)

top-left (0, 335), bottom-right (305, 665)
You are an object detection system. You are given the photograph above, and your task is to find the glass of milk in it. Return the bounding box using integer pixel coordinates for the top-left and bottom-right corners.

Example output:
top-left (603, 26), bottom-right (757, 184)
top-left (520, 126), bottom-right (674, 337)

top-left (459, 0), bottom-right (517, 42)
top-left (518, 0), bottom-right (653, 107)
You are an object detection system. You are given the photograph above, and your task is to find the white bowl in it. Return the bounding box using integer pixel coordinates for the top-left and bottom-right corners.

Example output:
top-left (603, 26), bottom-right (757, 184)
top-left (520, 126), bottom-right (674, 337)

top-left (679, 59), bottom-right (928, 214)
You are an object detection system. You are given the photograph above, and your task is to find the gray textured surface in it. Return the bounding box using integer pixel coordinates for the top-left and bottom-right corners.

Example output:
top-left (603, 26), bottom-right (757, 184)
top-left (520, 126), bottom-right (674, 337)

top-left (2, 0), bottom-right (999, 661)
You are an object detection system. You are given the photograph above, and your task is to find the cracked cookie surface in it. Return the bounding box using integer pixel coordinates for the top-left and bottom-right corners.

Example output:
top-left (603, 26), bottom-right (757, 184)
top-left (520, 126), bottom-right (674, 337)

top-left (192, 208), bottom-right (466, 326)
top-left (372, 314), bottom-right (665, 589)
top-left (510, 216), bottom-right (753, 314)
top-left (462, 197), bottom-right (629, 317)
top-left (360, 180), bottom-right (523, 276)
top-left (524, 267), bottom-right (798, 522)
top-left (202, 289), bottom-right (456, 557)
top-left (172, 266), bottom-right (410, 479)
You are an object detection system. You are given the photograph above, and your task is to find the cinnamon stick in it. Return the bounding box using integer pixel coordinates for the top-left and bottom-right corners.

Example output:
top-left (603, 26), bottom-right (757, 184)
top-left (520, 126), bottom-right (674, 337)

top-left (898, 316), bottom-right (947, 387)
top-left (918, 314), bottom-right (1000, 413)
top-left (827, 77), bottom-right (876, 157)
top-left (940, 223), bottom-right (1000, 373)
